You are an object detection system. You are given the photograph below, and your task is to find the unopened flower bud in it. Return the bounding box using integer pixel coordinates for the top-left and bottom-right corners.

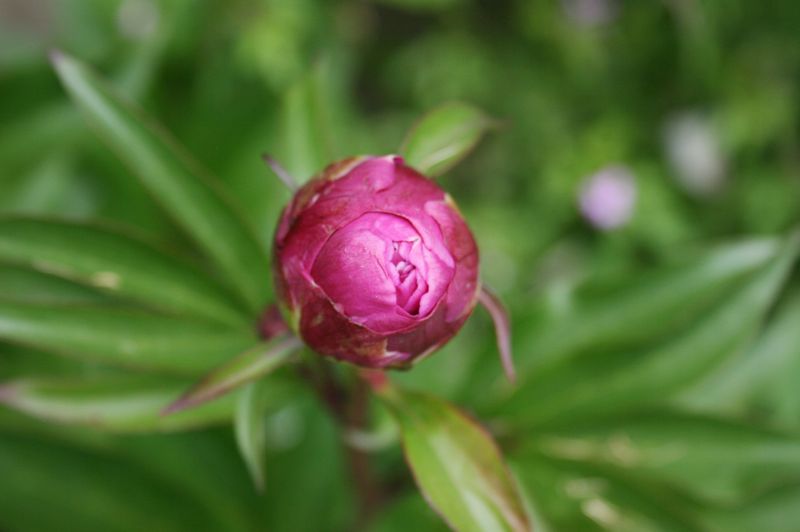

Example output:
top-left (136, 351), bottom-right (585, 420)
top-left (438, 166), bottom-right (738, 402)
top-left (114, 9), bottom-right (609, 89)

top-left (273, 156), bottom-right (480, 369)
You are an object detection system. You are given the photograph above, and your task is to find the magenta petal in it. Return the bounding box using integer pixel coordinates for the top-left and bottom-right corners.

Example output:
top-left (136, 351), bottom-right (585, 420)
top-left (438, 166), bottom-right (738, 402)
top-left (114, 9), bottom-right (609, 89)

top-left (274, 155), bottom-right (482, 368)
top-left (311, 221), bottom-right (399, 329)
top-left (478, 287), bottom-right (515, 383)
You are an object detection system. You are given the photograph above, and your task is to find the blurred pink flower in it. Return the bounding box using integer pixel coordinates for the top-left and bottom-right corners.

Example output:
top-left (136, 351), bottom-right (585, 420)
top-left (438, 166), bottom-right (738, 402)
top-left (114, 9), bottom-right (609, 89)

top-left (579, 165), bottom-right (637, 230)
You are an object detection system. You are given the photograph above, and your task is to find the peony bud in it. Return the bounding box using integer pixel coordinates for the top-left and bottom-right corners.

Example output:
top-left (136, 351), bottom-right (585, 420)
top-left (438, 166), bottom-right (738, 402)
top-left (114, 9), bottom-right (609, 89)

top-left (272, 155), bottom-right (480, 369)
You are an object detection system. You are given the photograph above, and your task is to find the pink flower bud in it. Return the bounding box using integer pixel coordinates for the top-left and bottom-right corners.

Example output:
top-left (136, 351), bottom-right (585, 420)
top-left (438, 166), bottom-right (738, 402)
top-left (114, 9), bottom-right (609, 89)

top-left (273, 155), bottom-right (480, 369)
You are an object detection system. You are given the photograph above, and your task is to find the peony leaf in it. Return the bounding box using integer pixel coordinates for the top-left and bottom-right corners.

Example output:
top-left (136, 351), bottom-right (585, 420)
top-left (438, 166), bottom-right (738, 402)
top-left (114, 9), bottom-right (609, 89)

top-left (0, 301), bottom-right (257, 374)
top-left (0, 264), bottom-right (110, 305)
top-left (535, 409), bottom-right (800, 504)
top-left (49, 51), bottom-right (270, 312)
top-left (378, 385), bottom-right (531, 532)
top-left (702, 481), bottom-right (800, 532)
top-left (0, 432), bottom-right (239, 531)
top-left (516, 238), bottom-right (781, 377)
top-left (276, 65), bottom-right (334, 181)
top-left (0, 217), bottom-right (248, 325)
top-left (498, 233), bottom-right (800, 427)
top-left (234, 383), bottom-right (269, 491)
top-left (233, 377), bottom-right (298, 492)
top-left (676, 287), bottom-right (800, 418)
top-left (0, 376), bottom-right (234, 432)
top-left (401, 102), bottom-right (494, 177)
top-left (511, 447), bottom-right (706, 532)
top-left (164, 336), bottom-right (301, 414)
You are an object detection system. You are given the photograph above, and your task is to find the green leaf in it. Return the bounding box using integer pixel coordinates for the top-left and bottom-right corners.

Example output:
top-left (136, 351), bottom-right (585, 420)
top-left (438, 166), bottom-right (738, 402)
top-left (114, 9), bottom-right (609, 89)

top-left (535, 410), bottom-right (800, 504)
top-left (231, 374), bottom-right (302, 493)
top-left (50, 51), bottom-right (270, 311)
top-left (702, 481), bottom-right (800, 532)
top-left (0, 301), bottom-right (257, 374)
top-left (0, 431), bottom-right (243, 532)
top-left (0, 264), bottom-right (110, 304)
top-left (517, 238), bottom-right (780, 377)
top-left (676, 287), bottom-right (800, 419)
top-left (497, 234), bottom-right (799, 427)
top-left (165, 336), bottom-right (301, 413)
top-left (378, 386), bottom-right (530, 532)
top-left (234, 383), bottom-right (269, 491)
top-left (259, 393), bottom-right (356, 531)
top-left (511, 448), bottom-right (706, 532)
top-left (370, 492), bottom-right (449, 532)
top-left (277, 64), bottom-right (334, 181)
top-left (0, 376), bottom-right (234, 432)
top-left (401, 102), bottom-right (493, 177)
top-left (0, 217), bottom-right (248, 325)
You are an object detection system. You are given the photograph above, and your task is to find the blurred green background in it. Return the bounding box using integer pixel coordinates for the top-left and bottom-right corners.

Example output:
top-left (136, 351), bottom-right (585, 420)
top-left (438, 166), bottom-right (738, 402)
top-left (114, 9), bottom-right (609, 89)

top-left (1, 0), bottom-right (800, 530)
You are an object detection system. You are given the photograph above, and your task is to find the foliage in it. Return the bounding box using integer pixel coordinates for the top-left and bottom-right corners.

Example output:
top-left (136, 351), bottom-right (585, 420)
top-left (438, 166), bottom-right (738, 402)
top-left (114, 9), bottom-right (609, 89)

top-left (1, 0), bottom-right (800, 530)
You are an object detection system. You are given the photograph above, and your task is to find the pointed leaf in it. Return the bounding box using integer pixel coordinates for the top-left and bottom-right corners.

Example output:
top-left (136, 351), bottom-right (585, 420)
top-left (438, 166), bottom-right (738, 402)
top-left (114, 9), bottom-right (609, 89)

top-left (234, 383), bottom-right (269, 491)
top-left (0, 301), bottom-right (256, 374)
top-left (378, 386), bottom-right (530, 532)
top-left (401, 102), bottom-right (494, 177)
top-left (0, 376), bottom-right (234, 432)
top-left (277, 65), bottom-right (334, 181)
top-left (702, 481), bottom-right (800, 532)
top-left (511, 449), bottom-right (706, 532)
top-left (517, 238), bottom-right (780, 377)
top-left (165, 336), bottom-right (301, 413)
top-left (677, 287), bottom-right (800, 418)
top-left (50, 51), bottom-right (270, 311)
top-left (536, 410), bottom-right (800, 504)
top-left (232, 376), bottom-right (297, 492)
top-left (0, 432), bottom-right (236, 531)
top-left (0, 264), bottom-right (110, 304)
top-left (498, 234), bottom-right (799, 426)
top-left (0, 217), bottom-right (248, 325)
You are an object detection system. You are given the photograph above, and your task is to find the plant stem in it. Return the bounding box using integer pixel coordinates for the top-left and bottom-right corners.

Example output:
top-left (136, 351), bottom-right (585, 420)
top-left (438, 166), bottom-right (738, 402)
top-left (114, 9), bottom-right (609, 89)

top-left (345, 377), bottom-right (381, 530)
top-left (299, 359), bottom-right (382, 530)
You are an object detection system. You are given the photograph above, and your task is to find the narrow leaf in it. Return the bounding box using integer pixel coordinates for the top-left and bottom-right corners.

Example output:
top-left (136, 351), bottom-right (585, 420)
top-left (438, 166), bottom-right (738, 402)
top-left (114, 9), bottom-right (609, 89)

top-left (378, 386), bottom-right (530, 532)
top-left (0, 264), bottom-right (110, 304)
top-left (517, 238), bottom-right (780, 377)
top-left (702, 481), bottom-right (800, 532)
top-left (50, 51), bottom-right (270, 311)
top-left (0, 376), bottom-right (234, 432)
top-left (0, 217), bottom-right (247, 325)
top-left (234, 380), bottom-right (281, 491)
top-left (0, 301), bottom-right (257, 374)
top-left (677, 287), bottom-right (800, 416)
top-left (164, 335), bottom-right (301, 413)
top-left (0, 433), bottom-right (235, 531)
top-left (511, 448), bottom-right (706, 532)
top-left (536, 410), bottom-right (800, 504)
top-left (235, 383), bottom-right (268, 491)
top-left (499, 233), bottom-right (799, 427)
top-left (277, 65), bottom-right (334, 181)
top-left (401, 102), bottom-right (494, 177)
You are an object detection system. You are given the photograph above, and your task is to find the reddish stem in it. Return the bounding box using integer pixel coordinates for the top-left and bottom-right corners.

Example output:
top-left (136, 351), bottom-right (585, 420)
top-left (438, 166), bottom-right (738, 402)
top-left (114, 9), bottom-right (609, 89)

top-left (257, 304), bottom-right (289, 341)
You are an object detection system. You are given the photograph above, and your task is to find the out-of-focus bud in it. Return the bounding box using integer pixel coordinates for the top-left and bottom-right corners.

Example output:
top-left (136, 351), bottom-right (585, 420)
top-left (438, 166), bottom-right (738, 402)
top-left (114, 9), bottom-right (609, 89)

top-left (273, 156), bottom-right (480, 369)
top-left (116, 0), bottom-right (158, 41)
top-left (561, 0), bottom-right (618, 28)
top-left (663, 112), bottom-right (725, 198)
top-left (578, 165), bottom-right (637, 230)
